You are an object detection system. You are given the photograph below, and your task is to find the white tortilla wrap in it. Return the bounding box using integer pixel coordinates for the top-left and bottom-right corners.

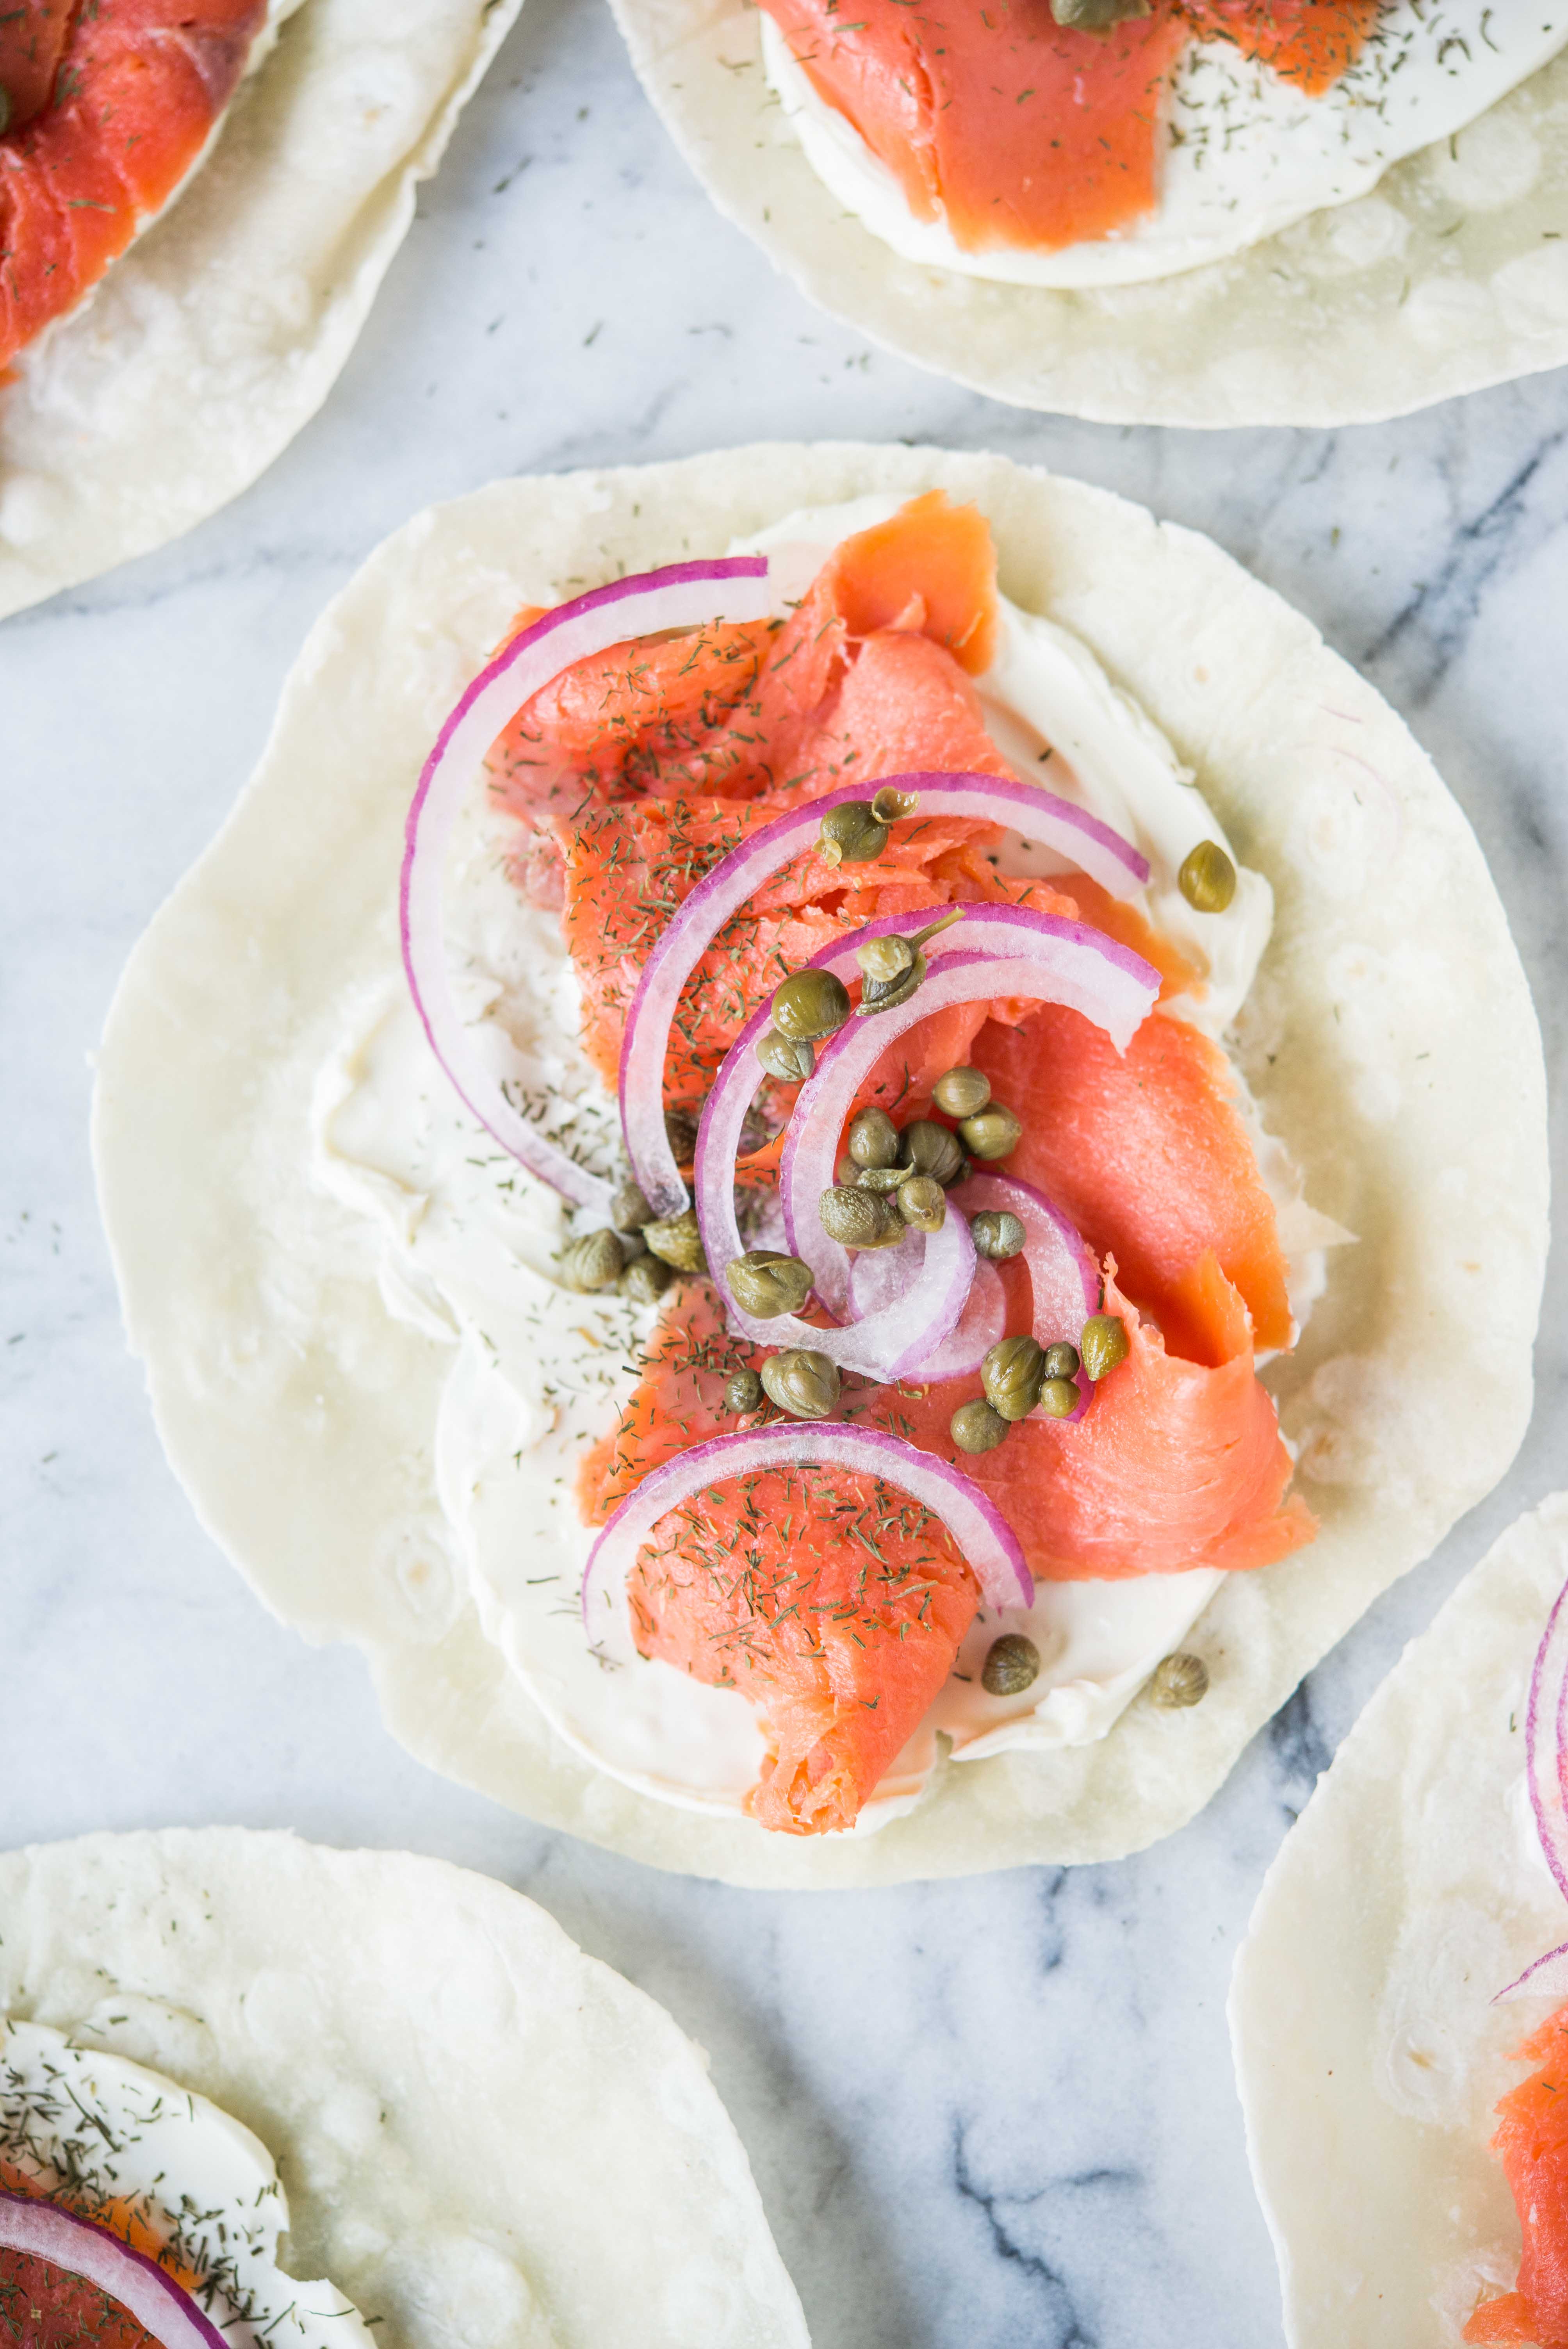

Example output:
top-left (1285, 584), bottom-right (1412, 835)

top-left (1230, 1492), bottom-right (1568, 2349)
top-left (0, 0), bottom-right (521, 622)
top-left (92, 441), bottom-right (1547, 1887)
top-left (609, 2), bottom-right (1568, 426)
top-left (0, 1827), bottom-right (809, 2349)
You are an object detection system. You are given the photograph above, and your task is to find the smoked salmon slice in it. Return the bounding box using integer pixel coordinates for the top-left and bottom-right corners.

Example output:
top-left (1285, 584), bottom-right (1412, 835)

top-left (757, 0), bottom-right (1376, 256)
top-left (0, 0), bottom-right (268, 372)
top-left (1466, 2005), bottom-right (1568, 2345)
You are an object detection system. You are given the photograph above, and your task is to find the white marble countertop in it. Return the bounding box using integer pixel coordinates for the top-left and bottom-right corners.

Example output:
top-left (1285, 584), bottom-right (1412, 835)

top-left (3, 3), bottom-right (1567, 2342)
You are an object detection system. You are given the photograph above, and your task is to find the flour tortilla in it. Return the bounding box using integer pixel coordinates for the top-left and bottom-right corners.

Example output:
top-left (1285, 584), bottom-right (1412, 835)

top-left (92, 442), bottom-right (1548, 1887)
top-left (610, 2), bottom-right (1568, 426)
top-left (0, 0), bottom-right (521, 622)
top-left (1229, 1493), bottom-right (1568, 2348)
top-left (0, 1827), bottom-right (808, 2349)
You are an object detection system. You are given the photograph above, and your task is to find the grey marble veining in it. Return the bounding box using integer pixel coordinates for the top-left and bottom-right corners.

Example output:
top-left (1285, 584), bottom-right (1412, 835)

top-left (3, 1), bottom-right (1568, 2343)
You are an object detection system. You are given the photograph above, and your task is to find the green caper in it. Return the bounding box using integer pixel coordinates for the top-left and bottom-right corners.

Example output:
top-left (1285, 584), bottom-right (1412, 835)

top-left (1042, 1342), bottom-right (1080, 1382)
top-left (959, 1103), bottom-right (1023, 1162)
top-left (817, 801), bottom-right (888, 868)
top-left (857, 951), bottom-right (928, 1016)
top-left (818, 1185), bottom-right (889, 1249)
top-left (1051, 0), bottom-right (1149, 24)
top-left (848, 1106), bottom-right (900, 1169)
top-left (982, 1335), bottom-right (1047, 1422)
top-left (772, 967), bottom-right (852, 1043)
top-left (611, 1178), bottom-right (652, 1233)
top-left (870, 784), bottom-right (919, 825)
top-left (856, 1165), bottom-right (908, 1195)
top-left (854, 911), bottom-right (961, 1019)
top-left (897, 1176), bottom-right (946, 1233)
top-left (756, 1027), bottom-right (816, 1084)
top-left (1149, 1652), bottom-right (1210, 1709)
top-left (664, 1107), bottom-right (700, 1166)
top-left (932, 1066), bottom-right (991, 1121)
top-left (950, 1399), bottom-right (1009, 1455)
top-left (642, 1209), bottom-right (707, 1274)
top-left (724, 1367), bottom-right (764, 1415)
top-left (559, 1228), bottom-right (625, 1292)
top-left (899, 1120), bottom-right (966, 1187)
top-left (1037, 1377), bottom-right (1079, 1420)
top-left (969, 1210), bottom-right (1025, 1262)
top-left (761, 1348), bottom-right (840, 1421)
top-left (981, 1633), bottom-right (1041, 1696)
top-left (1078, 1313), bottom-right (1130, 1382)
top-left (619, 1252), bottom-right (673, 1305)
top-left (725, 1250), bottom-right (814, 1318)
top-left (1178, 839), bottom-right (1237, 914)
top-left (856, 933), bottom-right (916, 985)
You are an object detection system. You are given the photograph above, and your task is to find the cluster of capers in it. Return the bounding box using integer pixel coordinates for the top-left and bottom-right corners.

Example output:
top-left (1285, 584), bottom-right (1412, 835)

top-left (815, 785), bottom-right (920, 870)
top-left (557, 1178), bottom-right (709, 1302)
top-left (930, 1065), bottom-right (1023, 1164)
top-left (949, 1312), bottom-right (1129, 1454)
top-left (718, 1337), bottom-right (842, 1422)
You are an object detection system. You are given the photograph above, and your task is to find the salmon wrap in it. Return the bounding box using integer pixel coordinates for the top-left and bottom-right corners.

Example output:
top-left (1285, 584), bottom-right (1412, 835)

top-left (0, 0), bottom-right (522, 620)
top-left (92, 443), bottom-right (1546, 1887)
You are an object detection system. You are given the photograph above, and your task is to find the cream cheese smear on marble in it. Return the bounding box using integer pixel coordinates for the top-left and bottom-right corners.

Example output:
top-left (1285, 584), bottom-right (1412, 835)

top-left (312, 497), bottom-right (1347, 1830)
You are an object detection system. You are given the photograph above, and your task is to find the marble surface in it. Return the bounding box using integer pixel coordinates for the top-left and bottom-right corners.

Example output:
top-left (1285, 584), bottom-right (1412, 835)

top-left (3, 2), bottom-right (1568, 2342)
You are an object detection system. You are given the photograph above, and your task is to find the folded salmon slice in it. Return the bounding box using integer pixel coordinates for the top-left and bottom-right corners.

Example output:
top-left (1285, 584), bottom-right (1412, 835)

top-left (0, 0), bottom-right (269, 371)
top-left (1466, 2005), bottom-right (1568, 2345)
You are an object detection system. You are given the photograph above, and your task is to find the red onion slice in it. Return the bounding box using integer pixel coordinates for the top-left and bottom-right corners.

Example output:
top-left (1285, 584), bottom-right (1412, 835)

top-left (0, 2194), bottom-right (226, 2349)
top-left (953, 1171), bottom-right (1101, 1419)
top-left (849, 1235), bottom-right (1007, 1381)
top-left (1496, 1939), bottom-right (1568, 2005)
top-left (1527, 1572), bottom-right (1568, 1907)
top-left (401, 556), bottom-right (771, 1213)
top-left (581, 1424), bottom-right (1033, 1666)
top-left (622, 770), bottom-right (1149, 1216)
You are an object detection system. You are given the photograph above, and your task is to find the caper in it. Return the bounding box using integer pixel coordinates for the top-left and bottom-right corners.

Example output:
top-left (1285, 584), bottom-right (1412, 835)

top-left (1078, 1313), bottom-right (1130, 1382)
top-left (642, 1209), bottom-right (707, 1274)
top-left (982, 1335), bottom-right (1047, 1422)
top-left (818, 1185), bottom-right (889, 1249)
top-left (959, 1102), bottom-right (1023, 1163)
top-left (858, 952), bottom-right (928, 1016)
top-left (1042, 1342), bottom-right (1080, 1382)
top-left (870, 784), bottom-right (919, 825)
top-left (856, 933), bottom-right (916, 985)
top-left (725, 1250), bottom-right (814, 1318)
top-left (855, 1164), bottom-right (907, 1194)
top-left (619, 1252), bottom-right (673, 1305)
top-left (772, 967), bottom-right (852, 1043)
top-left (761, 1348), bottom-right (841, 1421)
top-left (724, 1367), bottom-right (764, 1415)
top-left (899, 1120), bottom-right (966, 1187)
top-left (969, 1209), bottom-right (1025, 1262)
top-left (1051, 0), bottom-right (1150, 25)
top-left (932, 1066), bottom-right (991, 1121)
top-left (817, 801), bottom-right (888, 868)
top-left (757, 1027), bottom-right (816, 1084)
top-left (950, 1400), bottom-right (1009, 1455)
top-left (1037, 1377), bottom-right (1079, 1420)
top-left (848, 1106), bottom-right (900, 1169)
top-left (1149, 1652), bottom-right (1210, 1709)
top-left (559, 1228), bottom-right (625, 1292)
top-left (897, 1176), bottom-right (946, 1233)
top-left (664, 1106), bottom-right (700, 1166)
top-left (981, 1633), bottom-right (1041, 1696)
top-left (611, 1179), bottom-right (652, 1233)
top-left (1178, 839), bottom-right (1237, 915)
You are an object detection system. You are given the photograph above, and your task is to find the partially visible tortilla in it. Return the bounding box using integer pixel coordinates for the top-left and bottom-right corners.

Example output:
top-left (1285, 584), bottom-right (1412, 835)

top-left (0, 1828), bottom-right (809, 2349)
top-left (0, 0), bottom-right (521, 622)
top-left (609, 2), bottom-right (1568, 426)
top-left (1229, 1492), bottom-right (1568, 2349)
top-left (92, 442), bottom-right (1548, 1887)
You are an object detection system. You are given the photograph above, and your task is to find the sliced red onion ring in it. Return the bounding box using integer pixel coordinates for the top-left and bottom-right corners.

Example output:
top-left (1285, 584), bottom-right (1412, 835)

top-left (623, 770), bottom-right (1150, 1216)
top-left (849, 1233), bottom-right (1007, 1381)
top-left (582, 1425), bottom-right (1033, 1668)
top-left (0, 2194), bottom-right (226, 2349)
top-left (1496, 1939), bottom-right (1568, 2005)
top-left (401, 556), bottom-right (771, 1214)
top-left (954, 1172), bottom-right (1101, 1420)
top-left (1527, 1573), bottom-right (1568, 1907)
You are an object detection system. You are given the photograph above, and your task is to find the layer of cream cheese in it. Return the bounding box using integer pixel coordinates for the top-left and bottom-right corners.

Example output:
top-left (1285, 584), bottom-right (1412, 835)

top-left (761, 5), bottom-right (1568, 291)
top-left (0, 2019), bottom-right (370, 2349)
top-left (312, 497), bottom-right (1342, 1829)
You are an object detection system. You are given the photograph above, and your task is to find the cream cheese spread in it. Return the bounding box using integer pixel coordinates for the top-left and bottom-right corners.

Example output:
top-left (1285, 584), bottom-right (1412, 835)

top-left (760, 5), bottom-right (1568, 291)
top-left (312, 497), bottom-right (1346, 1829)
top-left (0, 2019), bottom-right (370, 2349)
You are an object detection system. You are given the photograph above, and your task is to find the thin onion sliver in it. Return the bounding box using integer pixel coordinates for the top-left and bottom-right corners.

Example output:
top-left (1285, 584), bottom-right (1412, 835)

top-left (0, 2193), bottom-right (227, 2349)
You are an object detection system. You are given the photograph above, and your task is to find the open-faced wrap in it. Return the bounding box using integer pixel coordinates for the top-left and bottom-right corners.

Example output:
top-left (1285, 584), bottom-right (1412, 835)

top-left (92, 443), bottom-right (1547, 1887)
